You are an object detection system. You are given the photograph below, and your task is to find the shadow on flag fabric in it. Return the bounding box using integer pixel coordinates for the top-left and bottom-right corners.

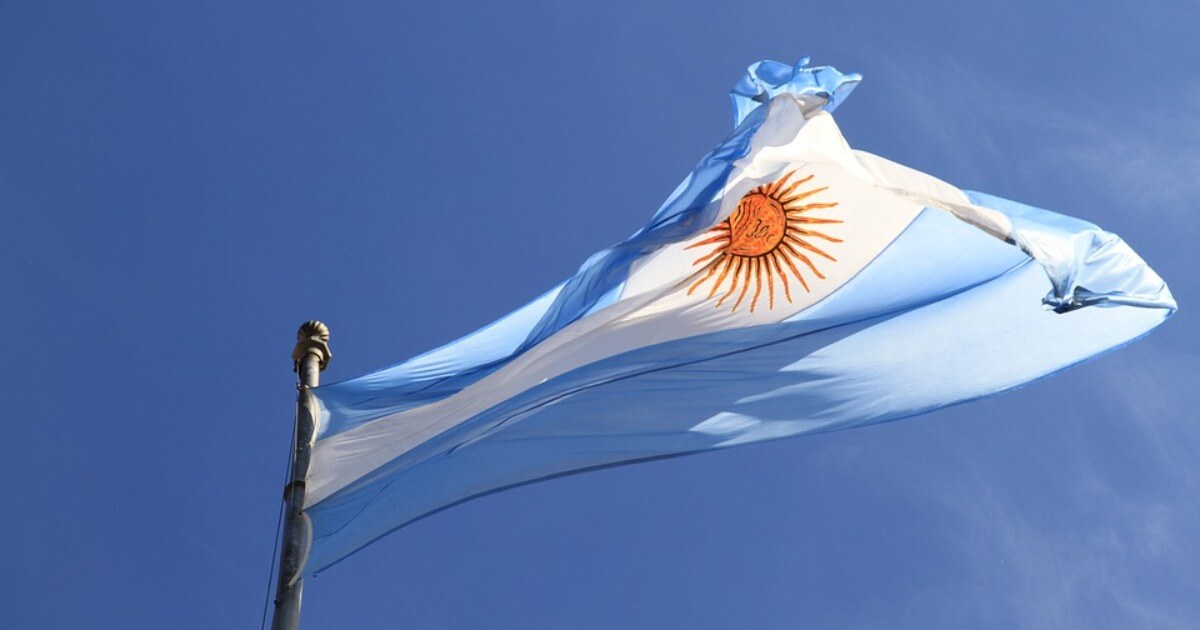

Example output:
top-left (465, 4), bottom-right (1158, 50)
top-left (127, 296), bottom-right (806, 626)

top-left (303, 57), bottom-right (1175, 574)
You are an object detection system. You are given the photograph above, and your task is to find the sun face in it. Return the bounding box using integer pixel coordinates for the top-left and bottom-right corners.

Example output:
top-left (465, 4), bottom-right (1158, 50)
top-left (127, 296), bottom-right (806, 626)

top-left (685, 170), bottom-right (842, 313)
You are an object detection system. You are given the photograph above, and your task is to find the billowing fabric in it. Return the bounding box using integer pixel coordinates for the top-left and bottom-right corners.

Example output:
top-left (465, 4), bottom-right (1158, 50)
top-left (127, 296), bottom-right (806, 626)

top-left (304, 58), bottom-right (1175, 574)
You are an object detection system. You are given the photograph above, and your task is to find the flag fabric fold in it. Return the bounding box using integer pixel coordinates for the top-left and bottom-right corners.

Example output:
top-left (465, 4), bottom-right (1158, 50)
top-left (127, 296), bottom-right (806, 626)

top-left (303, 58), bottom-right (1175, 574)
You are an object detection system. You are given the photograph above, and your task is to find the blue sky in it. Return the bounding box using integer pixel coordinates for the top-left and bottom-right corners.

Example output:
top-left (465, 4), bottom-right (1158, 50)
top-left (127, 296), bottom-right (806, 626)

top-left (3, 1), bottom-right (1198, 628)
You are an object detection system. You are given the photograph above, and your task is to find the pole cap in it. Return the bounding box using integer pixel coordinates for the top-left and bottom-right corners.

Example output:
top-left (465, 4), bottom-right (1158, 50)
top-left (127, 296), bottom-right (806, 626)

top-left (293, 320), bottom-right (332, 372)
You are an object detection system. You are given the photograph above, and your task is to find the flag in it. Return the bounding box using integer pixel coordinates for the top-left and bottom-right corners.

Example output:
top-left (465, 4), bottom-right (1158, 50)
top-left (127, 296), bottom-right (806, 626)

top-left (303, 58), bottom-right (1175, 574)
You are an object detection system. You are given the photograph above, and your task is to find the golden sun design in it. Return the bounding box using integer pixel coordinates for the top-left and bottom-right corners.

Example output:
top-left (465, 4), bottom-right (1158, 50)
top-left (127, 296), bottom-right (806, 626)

top-left (685, 170), bottom-right (842, 313)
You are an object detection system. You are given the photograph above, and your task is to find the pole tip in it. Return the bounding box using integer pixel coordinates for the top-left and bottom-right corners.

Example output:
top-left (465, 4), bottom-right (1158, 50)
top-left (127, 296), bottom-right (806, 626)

top-left (293, 320), bottom-right (332, 372)
top-left (297, 320), bottom-right (330, 342)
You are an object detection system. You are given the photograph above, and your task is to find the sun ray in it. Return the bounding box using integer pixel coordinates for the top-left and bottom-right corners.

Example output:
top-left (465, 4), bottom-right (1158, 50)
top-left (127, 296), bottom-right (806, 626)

top-left (787, 216), bottom-right (843, 225)
top-left (687, 254), bottom-right (725, 295)
top-left (781, 241), bottom-right (826, 279)
top-left (685, 233), bottom-right (731, 251)
top-left (706, 256), bottom-right (735, 299)
top-left (789, 228), bottom-right (843, 243)
top-left (777, 250), bottom-right (811, 292)
top-left (763, 256), bottom-right (775, 309)
top-left (780, 185), bottom-right (828, 206)
top-left (691, 246), bottom-right (726, 266)
top-left (769, 252), bottom-right (793, 302)
top-left (764, 171), bottom-right (790, 196)
top-left (749, 258), bottom-right (764, 313)
top-left (731, 259), bottom-right (753, 312)
top-left (777, 179), bottom-right (820, 203)
top-left (785, 234), bottom-right (837, 261)
top-left (772, 250), bottom-right (792, 300)
top-left (787, 201), bottom-right (839, 213)
top-left (717, 257), bottom-right (744, 307)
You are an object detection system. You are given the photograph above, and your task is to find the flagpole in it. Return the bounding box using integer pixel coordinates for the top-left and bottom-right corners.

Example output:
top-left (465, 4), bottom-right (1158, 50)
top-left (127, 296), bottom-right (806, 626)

top-left (272, 321), bottom-right (332, 630)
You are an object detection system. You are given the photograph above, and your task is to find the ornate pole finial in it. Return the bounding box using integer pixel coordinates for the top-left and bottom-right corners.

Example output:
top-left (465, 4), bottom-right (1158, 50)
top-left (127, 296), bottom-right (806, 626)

top-left (292, 320), bottom-right (333, 372)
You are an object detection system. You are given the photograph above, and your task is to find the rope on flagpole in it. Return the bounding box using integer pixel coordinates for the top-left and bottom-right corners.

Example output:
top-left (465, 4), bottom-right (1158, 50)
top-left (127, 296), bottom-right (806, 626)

top-left (259, 417), bottom-right (295, 630)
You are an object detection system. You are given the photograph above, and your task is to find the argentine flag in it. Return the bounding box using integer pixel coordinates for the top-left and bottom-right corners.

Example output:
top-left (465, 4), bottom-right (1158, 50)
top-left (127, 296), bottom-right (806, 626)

top-left (304, 58), bottom-right (1175, 574)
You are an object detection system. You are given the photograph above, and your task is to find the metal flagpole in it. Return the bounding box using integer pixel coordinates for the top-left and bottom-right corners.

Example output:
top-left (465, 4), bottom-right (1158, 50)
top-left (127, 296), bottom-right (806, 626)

top-left (273, 321), bottom-right (332, 630)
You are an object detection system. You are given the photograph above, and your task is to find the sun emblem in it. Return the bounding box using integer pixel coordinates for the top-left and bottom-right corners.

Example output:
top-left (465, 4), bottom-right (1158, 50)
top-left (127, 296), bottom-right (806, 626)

top-left (685, 170), bottom-right (842, 313)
